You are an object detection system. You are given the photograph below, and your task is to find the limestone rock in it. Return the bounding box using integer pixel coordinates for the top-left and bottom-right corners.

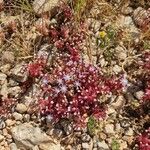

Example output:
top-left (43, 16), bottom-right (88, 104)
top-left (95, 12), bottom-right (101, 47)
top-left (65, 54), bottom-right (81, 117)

top-left (8, 86), bottom-right (22, 98)
top-left (15, 103), bottom-right (27, 114)
top-left (105, 124), bottom-right (115, 135)
top-left (11, 123), bottom-right (60, 149)
top-left (0, 119), bottom-right (6, 129)
top-left (133, 7), bottom-right (150, 30)
top-left (0, 134), bottom-right (4, 142)
top-left (9, 143), bottom-right (18, 150)
top-left (0, 73), bottom-right (7, 85)
top-left (33, 0), bottom-right (59, 15)
top-left (2, 51), bottom-right (15, 64)
top-left (11, 63), bottom-right (28, 83)
top-left (97, 141), bottom-right (109, 150)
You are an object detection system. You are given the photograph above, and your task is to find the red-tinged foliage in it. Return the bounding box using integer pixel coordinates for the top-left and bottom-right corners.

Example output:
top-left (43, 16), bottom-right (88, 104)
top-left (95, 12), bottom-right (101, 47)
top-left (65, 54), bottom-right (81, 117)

top-left (36, 3), bottom-right (85, 60)
top-left (137, 128), bottom-right (150, 150)
top-left (143, 81), bottom-right (150, 101)
top-left (58, 3), bottom-right (73, 22)
top-left (26, 56), bottom-right (123, 126)
top-left (0, 98), bottom-right (15, 117)
top-left (28, 58), bottom-right (46, 78)
top-left (142, 52), bottom-right (150, 71)
top-left (138, 52), bottom-right (150, 102)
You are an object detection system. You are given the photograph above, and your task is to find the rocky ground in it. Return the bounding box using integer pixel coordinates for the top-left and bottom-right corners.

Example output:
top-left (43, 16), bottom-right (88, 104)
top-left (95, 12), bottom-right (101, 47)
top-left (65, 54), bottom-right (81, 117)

top-left (0, 0), bottom-right (150, 150)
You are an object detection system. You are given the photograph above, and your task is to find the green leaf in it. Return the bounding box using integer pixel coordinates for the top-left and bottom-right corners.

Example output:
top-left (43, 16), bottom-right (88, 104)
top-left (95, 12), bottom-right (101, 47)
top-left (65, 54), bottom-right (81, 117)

top-left (111, 139), bottom-right (120, 150)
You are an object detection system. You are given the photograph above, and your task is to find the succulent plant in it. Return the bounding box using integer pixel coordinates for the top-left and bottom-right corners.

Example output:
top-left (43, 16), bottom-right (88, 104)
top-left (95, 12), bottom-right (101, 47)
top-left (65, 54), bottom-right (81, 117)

top-left (137, 128), bottom-right (150, 150)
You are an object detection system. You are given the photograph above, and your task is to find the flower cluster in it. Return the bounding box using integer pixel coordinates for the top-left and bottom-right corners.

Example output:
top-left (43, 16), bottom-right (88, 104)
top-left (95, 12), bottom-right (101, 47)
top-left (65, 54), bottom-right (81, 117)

top-left (28, 58), bottom-right (46, 78)
top-left (26, 2), bottom-right (123, 128)
top-left (27, 56), bottom-right (123, 127)
top-left (36, 3), bottom-right (85, 61)
top-left (137, 128), bottom-right (150, 150)
top-left (139, 52), bottom-right (150, 102)
top-left (0, 98), bottom-right (15, 117)
top-left (50, 5), bottom-right (85, 60)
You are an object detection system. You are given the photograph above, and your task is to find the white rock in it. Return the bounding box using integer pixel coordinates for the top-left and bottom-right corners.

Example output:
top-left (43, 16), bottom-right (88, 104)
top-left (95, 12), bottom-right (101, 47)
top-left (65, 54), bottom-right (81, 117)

top-left (39, 143), bottom-right (61, 150)
top-left (8, 86), bottom-right (22, 97)
top-left (15, 103), bottom-right (27, 114)
top-left (0, 119), bottom-right (6, 129)
top-left (0, 134), bottom-right (4, 142)
top-left (115, 123), bottom-right (121, 133)
top-left (118, 52), bottom-right (127, 60)
top-left (33, 0), bottom-right (59, 15)
top-left (11, 123), bottom-right (60, 149)
top-left (111, 95), bottom-right (125, 110)
top-left (120, 141), bottom-right (128, 150)
top-left (0, 73), bottom-right (7, 85)
top-left (9, 143), bottom-right (18, 150)
top-left (115, 15), bottom-right (140, 40)
top-left (133, 7), bottom-right (150, 28)
top-left (11, 63), bottom-right (28, 83)
top-left (121, 6), bottom-right (133, 15)
top-left (81, 133), bottom-right (91, 142)
top-left (115, 46), bottom-right (127, 61)
top-left (13, 112), bottom-right (23, 121)
top-left (97, 141), bottom-right (109, 149)
top-left (47, 128), bottom-right (63, 139)
top-left (0, 64), bottom-right (11, 74)
top-left (92, 21), bottom-right (101, 32)
top-left (134, 90), bottom-right (144, 100)
top-left (32, 145), bottom-right (39, 150)
top-left (8, 79), bottom-right (19, 87)
top-left (2, 51), bottom-right (15, 64)
top-left (5, 119), bottom-right (16, 126)
top-left (125, 128), bottom-right (134, 136)
top-left (117, 16), bottom-right (134, 28)
top-left (0, 0), bottom-right (3, 4)
top-left (99, 58), bottom-right (107, 67)
top-left (105, 124), bottom-right (115, 134)
top-left (107, 107), bottom-right (116, 116)
top-left (0, 80), bottom-right (8, 98)
top-left (82, 143), bottom-right (89, 149)
top-left (113, 65), bottom-right (122, 74)
top-left (23, 114), bottom-right (30, 122)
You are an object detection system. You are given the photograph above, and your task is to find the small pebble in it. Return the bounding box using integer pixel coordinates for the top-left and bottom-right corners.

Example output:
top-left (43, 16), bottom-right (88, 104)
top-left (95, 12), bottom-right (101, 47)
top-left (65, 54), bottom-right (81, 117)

top-left (5, 119), bottom-right (16, 127)
top-left (0, 119), bottom-right (6, 129)
top-left (9, 143), bottom-right (18, 150)
top-left (81, 133), bottom-right (91, 142)
top-left (15, 103), bottom-right (27, 114)
top-left (0, 134), bottom-right (4, 142)
top-left (13, 112), bottom-right (23, 121)
top-left (134, 90), bottom-right (144, 100)
top-left (82, 143), bottom-right (89, 149)
top-left (105, 124), bottom-right (115, 134)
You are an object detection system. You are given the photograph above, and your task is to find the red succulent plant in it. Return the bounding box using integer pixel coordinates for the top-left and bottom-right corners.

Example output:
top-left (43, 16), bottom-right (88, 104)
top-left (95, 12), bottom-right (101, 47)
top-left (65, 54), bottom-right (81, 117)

top-left (137, 128), bottom-right (150, 150)
top-left (26, 56), bottom-right (123, 127)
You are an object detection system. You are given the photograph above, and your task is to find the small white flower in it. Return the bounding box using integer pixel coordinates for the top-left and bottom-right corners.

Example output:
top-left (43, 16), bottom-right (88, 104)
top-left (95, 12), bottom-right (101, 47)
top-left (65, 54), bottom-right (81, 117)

top-left (54, 88), bottom-right (60, 94)
top-left (74, 81), bottom-right (81, 88)
top-left (60, 85), bottom-right (67, 93)
top-left (57, 78), bottom-right (63, 85)
top-left (42, 79), bottom-right (48, 84)
top-left (46, 115), bottom-right (53, 122)
top-left (63, 74), bottom-right (71, 81)
top-left (67, 106), bottom-right (71, 112)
